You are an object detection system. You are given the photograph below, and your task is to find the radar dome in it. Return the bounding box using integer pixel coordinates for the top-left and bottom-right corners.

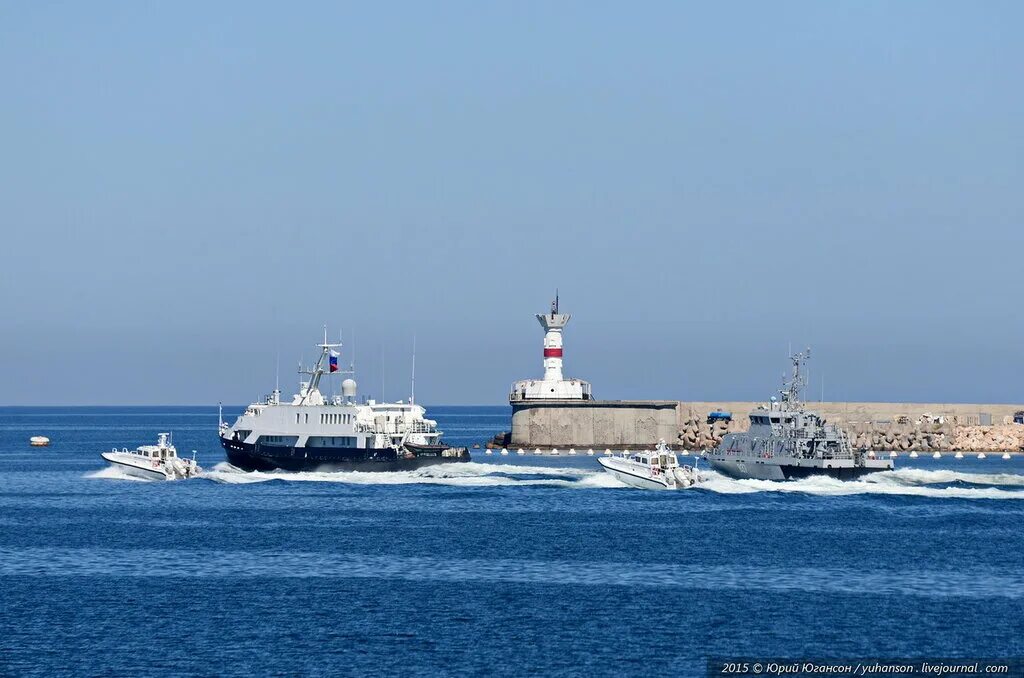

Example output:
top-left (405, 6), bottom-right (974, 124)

top-left (341, 379), bottom-right (358, 398)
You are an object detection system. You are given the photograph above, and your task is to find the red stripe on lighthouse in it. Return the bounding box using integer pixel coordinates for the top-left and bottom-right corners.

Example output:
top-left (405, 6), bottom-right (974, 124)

top-left (544, 348), bottom-right (563, 358)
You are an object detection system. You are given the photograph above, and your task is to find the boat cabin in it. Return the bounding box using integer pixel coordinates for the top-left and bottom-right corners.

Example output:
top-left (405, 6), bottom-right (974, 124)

top-left (631, 450), bottom-right (678, 468)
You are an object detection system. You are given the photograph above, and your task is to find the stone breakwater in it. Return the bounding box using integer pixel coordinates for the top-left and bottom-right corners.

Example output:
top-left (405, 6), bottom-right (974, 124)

top-left (677, 418), bottom-right (1024, 453)
top-left (676, 403), bottom-right (1024, 453)
top-left (501, 400), bottom-right (1024, 452)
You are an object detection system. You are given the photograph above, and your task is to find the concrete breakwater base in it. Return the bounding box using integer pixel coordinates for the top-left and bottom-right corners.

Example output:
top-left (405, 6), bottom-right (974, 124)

top-left (497, 400), bottom-right (1024, 453)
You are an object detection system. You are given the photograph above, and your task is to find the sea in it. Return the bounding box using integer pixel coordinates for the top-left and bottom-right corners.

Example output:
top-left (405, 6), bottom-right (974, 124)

top-left (1, 406), bottom-right (1022, 677)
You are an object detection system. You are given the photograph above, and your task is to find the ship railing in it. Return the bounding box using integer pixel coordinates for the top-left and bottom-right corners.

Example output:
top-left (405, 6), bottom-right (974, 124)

top-left (357, 420), bottom-right (436, 435)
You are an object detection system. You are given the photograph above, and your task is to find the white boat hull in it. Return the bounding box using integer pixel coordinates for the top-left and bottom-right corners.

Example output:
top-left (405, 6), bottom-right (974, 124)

top-left (597, 457), bottom-right (675, 490)
top-left (101, 453), bottom-right (170, 480)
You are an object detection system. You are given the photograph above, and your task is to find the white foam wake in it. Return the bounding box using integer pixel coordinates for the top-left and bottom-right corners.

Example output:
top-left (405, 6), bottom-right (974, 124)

top-left (697, 469), bottom-right (1024, 499)
top-left (871, 468), bottom-right (1024, 487)
top-left (84, 467), bottom-right (153, 482)
top-left (199, 461), bottom-right (1024, 498)
top-left (203, 461), bottom-right (626, 489)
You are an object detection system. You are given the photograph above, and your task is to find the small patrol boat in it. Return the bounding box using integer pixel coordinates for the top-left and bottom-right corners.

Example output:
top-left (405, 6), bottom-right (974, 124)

top-left (100, 433), bottom-right (201, 480)
top-left (597, 440), bottom-right (704, 490)
top-left (706, 350), bottom-right (893, 481)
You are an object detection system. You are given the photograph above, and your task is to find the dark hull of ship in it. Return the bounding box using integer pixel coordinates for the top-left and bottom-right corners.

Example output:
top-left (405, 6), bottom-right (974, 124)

top-left (708, 457), bottom-right (886, 481)
top-left (777, 465), bottom-right (880, 480)
top-left (221, 438), bottom-right (471, 472)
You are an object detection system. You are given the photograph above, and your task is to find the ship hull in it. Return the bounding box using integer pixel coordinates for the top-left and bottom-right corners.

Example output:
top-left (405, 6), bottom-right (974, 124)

top-left (596, 457), bottom-right (674, 490)
top-left (100, 453), bottom-right (169, 481)
top-left (707, 457), bottom-right (890, 481)
top-left (221, 438), bottom-right (471, 473)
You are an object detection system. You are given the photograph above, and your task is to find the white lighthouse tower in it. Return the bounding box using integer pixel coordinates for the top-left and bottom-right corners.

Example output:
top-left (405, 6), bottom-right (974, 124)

top-left (511, 294), bottom-right (592, 401)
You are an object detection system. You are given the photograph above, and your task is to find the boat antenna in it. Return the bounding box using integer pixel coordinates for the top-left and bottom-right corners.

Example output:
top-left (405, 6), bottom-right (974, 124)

top-left (410, 334), bottom-right (417, 405)
top-left (218, 402), bottom-right (223, 429)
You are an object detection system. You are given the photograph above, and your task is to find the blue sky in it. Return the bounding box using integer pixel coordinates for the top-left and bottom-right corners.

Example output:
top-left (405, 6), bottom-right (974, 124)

top-left (1, 2), bottom-right (1021, 405)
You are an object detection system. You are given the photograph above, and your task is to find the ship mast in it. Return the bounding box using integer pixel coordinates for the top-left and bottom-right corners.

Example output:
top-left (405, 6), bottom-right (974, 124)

top-left (298, 325), bottom-right (341, 405)
top-left (410, 334), bottom-right (416, 405)
top-left (780, 348), bottom-right (810, 410)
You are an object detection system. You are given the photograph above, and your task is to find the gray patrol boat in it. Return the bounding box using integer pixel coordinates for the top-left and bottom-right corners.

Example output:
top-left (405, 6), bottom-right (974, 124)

top-left (706, 350), bottom-right (893, 481)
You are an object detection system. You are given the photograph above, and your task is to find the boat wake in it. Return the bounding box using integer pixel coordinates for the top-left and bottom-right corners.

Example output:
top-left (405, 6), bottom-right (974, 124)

top-left (84, 467), bottom-right (153, 482)
top-left (699, 467), bottom-right (1024, 499)
top-left (203, 461), bottom-right (626, 489)
top-left (201, 462), bottom-right (1024, 498)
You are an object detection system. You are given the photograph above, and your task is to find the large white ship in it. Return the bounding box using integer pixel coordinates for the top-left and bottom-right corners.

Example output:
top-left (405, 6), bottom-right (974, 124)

top-left (219, 333), bottom-right (469, 472)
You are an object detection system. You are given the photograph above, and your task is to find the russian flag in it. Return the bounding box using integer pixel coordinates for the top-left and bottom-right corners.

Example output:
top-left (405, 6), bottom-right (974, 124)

top-left (329, 350), bottom-right (340, 373)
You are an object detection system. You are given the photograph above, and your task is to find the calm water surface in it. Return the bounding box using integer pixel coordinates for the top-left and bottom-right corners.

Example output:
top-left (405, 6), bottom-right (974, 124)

top-left (1, 406), bottom-right (1022, 676)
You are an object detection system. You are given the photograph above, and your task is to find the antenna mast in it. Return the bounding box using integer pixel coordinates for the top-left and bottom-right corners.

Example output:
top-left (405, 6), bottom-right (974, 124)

top-left (297, 325), bottom-right (341, 405)
top-left (411, 335), bottom-right (417, 404)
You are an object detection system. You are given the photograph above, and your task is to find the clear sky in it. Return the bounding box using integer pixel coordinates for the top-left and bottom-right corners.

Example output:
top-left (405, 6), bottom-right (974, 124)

top-left (1, 2), bottom-right (1021, 406)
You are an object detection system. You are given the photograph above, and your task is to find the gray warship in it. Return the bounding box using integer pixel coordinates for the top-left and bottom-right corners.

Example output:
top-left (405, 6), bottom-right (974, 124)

top-left (706, 350), bottom-right (893, 481)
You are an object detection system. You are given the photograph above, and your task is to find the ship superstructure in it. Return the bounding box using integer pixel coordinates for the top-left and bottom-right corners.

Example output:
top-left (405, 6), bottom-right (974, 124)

top-left (706, 350), bottom-right (893, 481)
top-left (220, 332), bottom-right (469, 472)
top-left (510, 294), bottom-right (592, 402)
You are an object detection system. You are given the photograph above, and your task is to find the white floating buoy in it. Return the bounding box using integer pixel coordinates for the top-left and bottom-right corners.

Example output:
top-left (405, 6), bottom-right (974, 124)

top-left (517, 448), bottom-right (525, 456)
top-left (889, 451), bottom-right (898, 458)
top-left (933, 451), bottom-right (942, 459)
top-left (586, 448), bottom-right (594, 456)
top-left (568, 448), bottom-right (576, 456)
top-left (550, 448), bottom-right (560, 456)
top-left (954, 451), bottom-right (964, 459)
top-left (977, 453), bottom-right (986, 459)
top-left (909, 451), bottom-right (919, 458)
top-left (485, 449), bottom-right (493, 455)
top-left (29, 436), bottom-right (50, 447)
top-left (1003, 453), bottom-right (1012, 460)
top-left (680, 450), bottom-right (689, 456)
top-left (500, 448), bottom-right (509, 456)
top-left (534, 448), bottom-right (542, 455)
top-left (604, 449), bottom-right (612, 456)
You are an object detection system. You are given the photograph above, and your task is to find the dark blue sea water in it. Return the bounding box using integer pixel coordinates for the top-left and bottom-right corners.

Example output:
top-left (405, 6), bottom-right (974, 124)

top-left (1, 406), bottom-right (1022, 677)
